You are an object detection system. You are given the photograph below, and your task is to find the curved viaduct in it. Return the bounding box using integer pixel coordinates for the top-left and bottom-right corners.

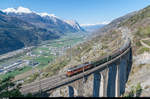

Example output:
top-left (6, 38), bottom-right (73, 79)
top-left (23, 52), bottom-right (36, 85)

top-left (20, 39), bottom-right (132, 97)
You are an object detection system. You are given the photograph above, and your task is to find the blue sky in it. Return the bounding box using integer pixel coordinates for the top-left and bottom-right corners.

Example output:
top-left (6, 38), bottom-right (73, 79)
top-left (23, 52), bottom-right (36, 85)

top-left (0, 0), bottom-right (150, 25)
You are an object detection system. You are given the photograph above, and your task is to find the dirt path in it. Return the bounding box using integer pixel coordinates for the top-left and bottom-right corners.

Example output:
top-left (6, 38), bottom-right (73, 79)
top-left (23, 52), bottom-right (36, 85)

top-left (140, 38), bottom-right (150, 48)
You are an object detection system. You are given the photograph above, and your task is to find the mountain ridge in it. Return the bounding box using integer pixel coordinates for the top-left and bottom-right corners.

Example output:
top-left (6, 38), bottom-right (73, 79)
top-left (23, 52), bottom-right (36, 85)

top-left (2, 6), bottom-right (84, 34)
top-left (0, 10), bottom-right (58, 55)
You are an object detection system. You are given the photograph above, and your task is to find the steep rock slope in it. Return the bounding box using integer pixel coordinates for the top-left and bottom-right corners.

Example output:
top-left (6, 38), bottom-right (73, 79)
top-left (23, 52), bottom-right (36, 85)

top-left (117, 5), bottom-right (150, 97)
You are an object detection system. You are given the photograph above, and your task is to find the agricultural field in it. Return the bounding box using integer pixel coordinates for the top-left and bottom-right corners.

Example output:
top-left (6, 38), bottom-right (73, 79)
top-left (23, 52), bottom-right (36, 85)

top-left (0, 32), bottom-right (87, 81)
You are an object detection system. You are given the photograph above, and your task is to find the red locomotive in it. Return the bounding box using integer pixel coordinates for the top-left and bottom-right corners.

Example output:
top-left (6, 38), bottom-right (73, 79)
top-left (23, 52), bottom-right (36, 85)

top-left (66, 62), bottom-right (92, 77)
top-left (66, 38), bottom-right (131, 77)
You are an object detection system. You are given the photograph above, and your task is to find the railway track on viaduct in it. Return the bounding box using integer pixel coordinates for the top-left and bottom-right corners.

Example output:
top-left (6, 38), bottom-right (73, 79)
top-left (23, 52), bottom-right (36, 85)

top-left (20, 38), bottom-right (132, 96)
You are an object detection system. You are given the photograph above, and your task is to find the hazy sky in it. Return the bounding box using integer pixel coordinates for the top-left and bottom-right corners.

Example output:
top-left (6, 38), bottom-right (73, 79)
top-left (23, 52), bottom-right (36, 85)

top-left (0, 0), bottom-right (150, 25)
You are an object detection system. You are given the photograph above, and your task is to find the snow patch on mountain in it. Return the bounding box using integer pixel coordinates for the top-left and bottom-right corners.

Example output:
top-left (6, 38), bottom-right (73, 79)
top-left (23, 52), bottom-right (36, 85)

top-left (3, 6), bottom-right (60, 18)
top-left (37, 13), bottom-right (59, 23)
top-left (3, 6), bottom-right (32, 14)
top-left (37, 12), bottom-right (57, 18)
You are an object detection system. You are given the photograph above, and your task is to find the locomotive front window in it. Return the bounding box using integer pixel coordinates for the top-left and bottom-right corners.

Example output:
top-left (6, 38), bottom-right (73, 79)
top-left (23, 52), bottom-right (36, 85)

top-left (67, 69), bottom-right (72, 72)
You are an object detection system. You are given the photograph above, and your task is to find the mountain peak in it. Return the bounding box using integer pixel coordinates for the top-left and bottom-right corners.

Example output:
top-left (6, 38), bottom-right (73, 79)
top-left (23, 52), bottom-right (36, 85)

top-left (37, 12), bottom-right (57, 18)
top-left (64, 20), bottom-right (78, 26)
top-left (3, 6), bottom-right (32, 14)
top-left (64, 20), bottom-right (81, 30)
top-left (17, 6), bottom-right (32, 13)
top-left (3, 7), bottom-right (59, 18)
top-left (65, 20), bottom-right (78, 25)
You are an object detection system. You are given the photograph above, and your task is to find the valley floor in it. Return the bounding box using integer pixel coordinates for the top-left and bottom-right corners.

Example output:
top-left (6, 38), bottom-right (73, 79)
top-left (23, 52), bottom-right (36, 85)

top-left (0, 32), bottom-right (87, 84)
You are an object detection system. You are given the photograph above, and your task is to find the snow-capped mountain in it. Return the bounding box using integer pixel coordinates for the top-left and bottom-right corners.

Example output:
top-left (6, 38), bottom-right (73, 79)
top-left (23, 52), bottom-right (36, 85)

top-left (2, 6), bottom-right (84, 34)
top-left (3, 6), bottom-right (32, 14)
top-left (64, 20), bottom-right (84, 31)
